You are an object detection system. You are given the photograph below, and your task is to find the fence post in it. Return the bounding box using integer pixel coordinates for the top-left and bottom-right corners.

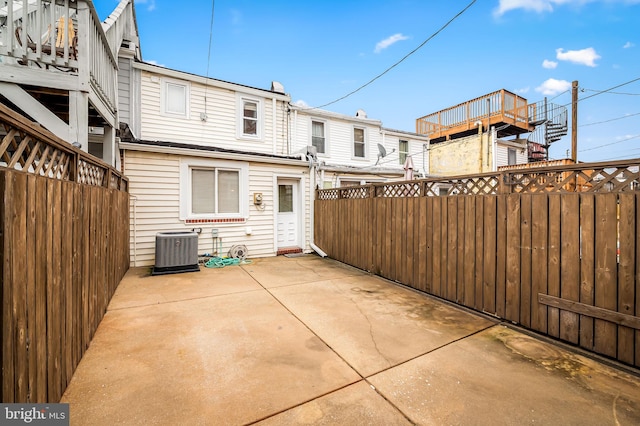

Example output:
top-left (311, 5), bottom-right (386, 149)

top-left (499, 171), bottom-right (511, 194)
top-left (69, 151), bottom-right (78, 183)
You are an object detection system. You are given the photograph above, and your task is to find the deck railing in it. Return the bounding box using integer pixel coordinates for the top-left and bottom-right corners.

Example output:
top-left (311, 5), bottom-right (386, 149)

top-left (0, 0), bottom-right (117, 115)
top-left (86, 4), bottom-right (117, 114)
top-left (416, 89), bottom-right (532, 139)
top-left (0, 0), bottom-right (78, 68)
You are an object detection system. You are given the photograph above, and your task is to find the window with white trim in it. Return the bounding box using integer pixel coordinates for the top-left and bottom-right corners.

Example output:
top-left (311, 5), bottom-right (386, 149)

top-left (237, 95), bottom-right (262, 139)
top-left (399, 140), bottom-right (408, 164)
top-left (180, 159), bottom-right (248, 220)
top-left (243, 100), bottom-right (258, 135)
top-left (311, 120), bottom-right (326, 154)
top-left (508, 148), bottom-right (517, 165)
top-left (353, 127), bottom-right (365, 158)
top-left (162, 80), bottom-right (189, 117)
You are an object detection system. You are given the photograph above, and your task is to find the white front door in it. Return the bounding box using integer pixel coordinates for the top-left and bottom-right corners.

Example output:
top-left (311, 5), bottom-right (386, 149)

top-left (277, 179), bottom-right (299, 248)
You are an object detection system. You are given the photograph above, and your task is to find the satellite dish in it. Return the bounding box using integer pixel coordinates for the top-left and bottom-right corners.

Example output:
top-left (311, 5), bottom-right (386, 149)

top-left (376, 143), bottom-right (387, 165)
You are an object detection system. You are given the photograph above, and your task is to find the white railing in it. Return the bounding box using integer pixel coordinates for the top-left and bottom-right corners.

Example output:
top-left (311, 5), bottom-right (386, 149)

top-left (87, 6), bottom-right (117, 114)
top-left (0, 0), bottom-right (78, 68)
top-left (102, 0), bottom-right (136, 59)
top-left (0, 1), bottom-right (118, 114)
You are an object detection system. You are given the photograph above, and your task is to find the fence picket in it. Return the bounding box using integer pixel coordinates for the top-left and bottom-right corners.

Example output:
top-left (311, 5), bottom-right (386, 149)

top-left (594, 193), bottom-right (618, 358)
top-left (618, 193), bottom-right (636, 364)
top-left (560, 194), bottom-right (580, 344)
top-left (531, 194), bottom-right (549, 334)
top-left (579, 194), bottom-right (596, 351)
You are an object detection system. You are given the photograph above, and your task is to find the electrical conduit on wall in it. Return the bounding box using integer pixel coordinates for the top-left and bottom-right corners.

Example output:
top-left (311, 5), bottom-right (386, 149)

top-left (309, 159), bottom-right (327, 257)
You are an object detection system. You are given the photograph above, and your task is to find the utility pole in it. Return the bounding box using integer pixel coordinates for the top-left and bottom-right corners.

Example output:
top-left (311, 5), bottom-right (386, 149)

top-left (571, 80), bottom-right (578, 162)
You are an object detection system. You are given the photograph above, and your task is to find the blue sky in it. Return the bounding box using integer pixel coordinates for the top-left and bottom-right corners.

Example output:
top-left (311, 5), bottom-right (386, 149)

top-left (95, 0), bottom-right (639, 163)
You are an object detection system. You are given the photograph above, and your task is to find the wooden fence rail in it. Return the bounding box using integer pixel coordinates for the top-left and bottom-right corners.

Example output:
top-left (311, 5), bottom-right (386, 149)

top-left (0, 103), bottom-right (130, 402)
top-left (315, 162), bottom-right (640, 368)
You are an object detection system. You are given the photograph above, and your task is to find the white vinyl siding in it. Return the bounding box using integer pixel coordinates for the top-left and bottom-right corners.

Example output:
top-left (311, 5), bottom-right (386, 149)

top-left (289, 108), bottom-right (429, 175)
top-left (139, 70), bottom-right (289, 155)
top-left (118, 57), bottom-right (131, 125)
top-left (496, 143), bottom-right (528, 168)
top-left (125, 150), bottom-right (310, 266)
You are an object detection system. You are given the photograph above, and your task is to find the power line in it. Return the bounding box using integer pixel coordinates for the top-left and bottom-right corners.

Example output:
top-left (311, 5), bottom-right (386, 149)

top-left (578, 134), bottom-right (640, 152)
top-left (308, 0), bottom-right (478, 110)
top-left (203, 0), bottom-right (215, 119)
top-left (205, 0), bottom-right (215, 80)
top-left (580, 112), bottom-right (640, 127)
top-left (595, 148), bottom-right (640, 162)
top-left (582, 88), bottom-right (640, 96)
top-left (548, 89), bottom-right (569, 102)
top-left (561, 76), bottom-right (640, 107)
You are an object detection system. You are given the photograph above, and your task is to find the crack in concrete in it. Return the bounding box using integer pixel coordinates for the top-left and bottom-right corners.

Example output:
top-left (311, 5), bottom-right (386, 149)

top-left (329, 281), bottom-right (394, 367)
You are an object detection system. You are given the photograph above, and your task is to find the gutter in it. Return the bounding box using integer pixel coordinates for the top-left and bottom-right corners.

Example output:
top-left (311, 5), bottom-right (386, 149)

top-left (119, 141), bottom-right (307, 166)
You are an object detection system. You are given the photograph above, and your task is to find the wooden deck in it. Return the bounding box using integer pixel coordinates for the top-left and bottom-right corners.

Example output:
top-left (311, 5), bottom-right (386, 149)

top-left (416, 89), bottom-right (536, 142)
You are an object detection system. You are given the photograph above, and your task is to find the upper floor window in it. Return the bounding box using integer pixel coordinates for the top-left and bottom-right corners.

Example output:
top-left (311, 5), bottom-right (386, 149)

top-left (399, 140), bottom-right (408, 164)
top-left (311, 120), bottom-right (326, 154)
top-left (353, 127), bottom-right (365, 158)
top-left (508, 148), bottom-right (517, 165)
top-left (237, 95), bottom-right (262, 139)
top-left (162, 80), bottom-right (189, 117)
top-left (243, 100), bottom-right (258, 135)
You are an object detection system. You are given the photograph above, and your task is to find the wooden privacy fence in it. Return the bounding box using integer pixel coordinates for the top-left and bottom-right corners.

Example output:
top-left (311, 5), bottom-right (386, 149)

top-left (1, 103), bottom-right (130, 403)
top-left (315, 159), bottom-right (640, 368)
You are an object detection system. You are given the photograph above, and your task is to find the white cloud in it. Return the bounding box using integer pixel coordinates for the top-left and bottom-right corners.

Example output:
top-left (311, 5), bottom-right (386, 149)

top-left (542, 59), bottom-right (558, 69)
top-left (136, 0), bottom-right (156, 12)
top-left (494, 0), bottom-right (640, 17)
top-left (535, 78), bottom-right (572, 95)
top-left (556, 47), bottom-right (601, 67)
top-left (145, 59), bottom-right (165, 67)
top-left (494, 0), bottom-right (555, 16)
top-left (516, 87), bottom-right (530, 94)
top-left (374, 33), bottom-right (409, 53)
top-left (293, 100), bottom-right (309, 108)
top-left (623, 41), bottom-right (635, 48)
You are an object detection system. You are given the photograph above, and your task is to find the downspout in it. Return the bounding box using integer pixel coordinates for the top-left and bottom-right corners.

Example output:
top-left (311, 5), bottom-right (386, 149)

top-left (492, 126), bottom-right (498, 172)
top-left (309, 159), bottom-right (327, 257)
top-left (131, 195), bottom-right (137, 267)
top-left (476, 121), bottom-right (483, 172)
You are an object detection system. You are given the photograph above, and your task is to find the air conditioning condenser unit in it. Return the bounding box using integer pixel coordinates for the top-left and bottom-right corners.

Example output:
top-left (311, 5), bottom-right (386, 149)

top-left (152, 231), bottom-right (200, 275)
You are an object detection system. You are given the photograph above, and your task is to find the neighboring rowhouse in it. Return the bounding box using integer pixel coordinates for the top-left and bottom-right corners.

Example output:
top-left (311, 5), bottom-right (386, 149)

top-left (289, 104), bottom-right (430, 187)
top-left (416, 89), bottom-right (568, 175)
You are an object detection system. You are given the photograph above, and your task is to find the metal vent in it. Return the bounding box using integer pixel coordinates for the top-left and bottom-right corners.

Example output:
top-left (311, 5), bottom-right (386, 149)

top-left (152, 232), bottom-right (200, 275)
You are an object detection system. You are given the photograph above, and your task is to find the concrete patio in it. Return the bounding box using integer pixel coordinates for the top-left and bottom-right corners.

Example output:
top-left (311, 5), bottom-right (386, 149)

top-left (61, 255), bottom-right (640, 425)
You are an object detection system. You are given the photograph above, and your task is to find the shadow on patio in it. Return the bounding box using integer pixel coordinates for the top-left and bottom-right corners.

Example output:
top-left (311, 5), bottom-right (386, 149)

top-left (61, 255), bottom-right (640, 425)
